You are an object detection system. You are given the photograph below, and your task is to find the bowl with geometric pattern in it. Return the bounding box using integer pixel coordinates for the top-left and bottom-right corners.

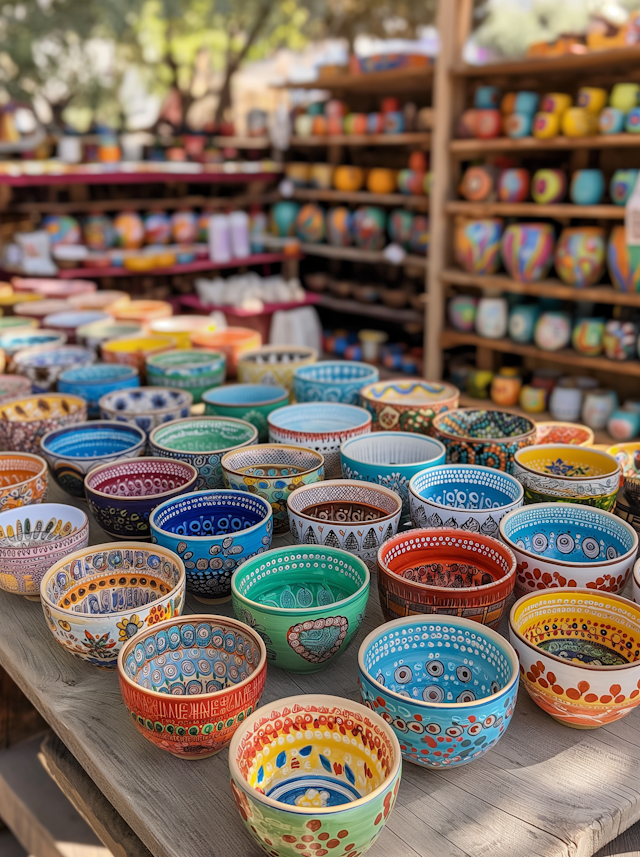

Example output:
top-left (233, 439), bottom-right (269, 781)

top-left (360, 378), bottom-right (460, 434)
top-left (293, 360), bottom-right (379, 404)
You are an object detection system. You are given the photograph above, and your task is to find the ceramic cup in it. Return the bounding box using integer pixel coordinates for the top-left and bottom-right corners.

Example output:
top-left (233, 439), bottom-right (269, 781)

top-left (508, 304), bottom-right (539, 344)
top-left (549, 385), bottom-right (583, 422)
top-left (475, 297), bottom-right (508, 339)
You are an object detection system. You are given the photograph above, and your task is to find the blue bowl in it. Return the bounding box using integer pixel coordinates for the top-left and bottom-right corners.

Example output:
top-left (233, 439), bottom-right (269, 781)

top-left (150, 490), bottom-right (272, 603)
top-left (99, 386), bottom-right (193, 435)
top-left (13, 346), bottom-right (95, 393)
top-left (40, 420), bottom-right (146, 497)
top-left (293, 360), bottom-right (379, 404)
top-left (358, 615), bottom-right (519, 768)
top-left (202, 384), bottom-right (289, 442)
top-left (59, 364), bottom-right (140, 418)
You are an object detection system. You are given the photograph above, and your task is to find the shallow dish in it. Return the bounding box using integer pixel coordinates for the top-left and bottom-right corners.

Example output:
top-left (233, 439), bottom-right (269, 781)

top-left (118, 614), bottom-right (267, 759)
top-left (0, 452), bottom-right (48, 509)
top-left (191, 327), bottom-right (261, 377)
top-left (229, 694), bottom-right (401, 856)
top-left (13, 345), bottom-right (95, 393)
top-left (231, 545), bottom-right (370, 672)
top-left (509, 588), bottom-right (640, 728)
top-left (0, 503), bottom-right (88, 597)
top-left (237, 345), bottom-right (318, 397)
top-left (378, 528), bottom-right (516, 629)
top-left (608, 443), bottom-right (640, 505)
top-left (101, 335), bottom-right (177, 374)
top-left (99, 386), bottom-right (193, 435)
top-left (68, 290), bottom-right (129, 314)
top-left (0, 374), bottom-right (31, 406)
top-left (150, 490), bottom-right (272, 603)
top-left (222, 443), bottom-right (324, 534)
top-left (535, 421), bottom-right (594, 446)
top-left (0, 394), bottom-right (87, 454)
top-left (146, 349), bottom-right (225, 403)
top-left (360, 379), bottom-right (460, 434)
top-left (358, 615), bottom-right (519, 768)
top-left (433, 408), bottom-right (536, 473)
top-left (203, 383), bottom-right (289, 442)
top-left (58, 364), bottom-right (140, 418)
top-left (40, 542), bottom-right (186, 669)
top-left (409, 463), bottom-right (523, 537)
top-left (293, 360), bottom-right (379, 404)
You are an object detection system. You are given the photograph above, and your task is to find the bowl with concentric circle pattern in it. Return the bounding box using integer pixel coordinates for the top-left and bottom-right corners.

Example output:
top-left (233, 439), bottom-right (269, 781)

top-left (0, 452), bottom-right (48, 509)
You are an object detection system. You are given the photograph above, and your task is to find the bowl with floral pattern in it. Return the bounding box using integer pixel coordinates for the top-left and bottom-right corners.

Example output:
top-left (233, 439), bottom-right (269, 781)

top-left (13, 345), bottom-right (96, 393)
top-left (293, 360), bottom-right (379, 405)
top-left (360, 379), bottom-right (460, 434)
top-left (608, 443), bottom-right (640, 505)
top-left (0, 394), bottom-right (87, 454)
top-left (433, 409), bottom-right (536, 474)
top-left (146, 348), bottom-right (226, 404)
top-left (358, 615), bottom-right (519, 768)
top-left (40, 542), bottom-right (186, 669)
top-left (535, 422), bottom-right (594, 447)
top-left (237, 345), bottom-right (318, 398)
top-left (0, 452), bottom-right (48, 509)
top-left (58, 364), bottom-right (140, 419)
top-left (203, 384), bottom-right (289, 442)
top-left (99, 386), bottom-right (193, 436)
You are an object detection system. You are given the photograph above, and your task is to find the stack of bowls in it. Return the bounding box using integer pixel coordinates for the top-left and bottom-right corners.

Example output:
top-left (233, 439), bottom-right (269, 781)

top-left (293, 360), bottom-right (379, 404)
top-left (0, 394), bottom-right (87, 454)
top-left (58, 364), bottom-right (140, 418)
top-left (360, 379), bottom-right (460, 434)
top-left (0, 452), bottom-right (48, 508)
top-left (13, 345), bottom-right (95, 393)
top-left (433, 408), bottom-right (536, 473)
top-left (99, 387), bottom-right (192, 435)
top-left (145, 349), bottom-right (226, 403)
top-left (203, 384), bottom-right (289, 442)
top-left (237, 345), bottom-right (318, 397)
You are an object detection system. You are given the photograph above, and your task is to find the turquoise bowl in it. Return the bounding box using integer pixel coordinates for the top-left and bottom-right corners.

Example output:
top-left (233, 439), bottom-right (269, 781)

top-left (203, 384), bottom-right (289, 442)
top-left (293, 360), bottom-right (379, 404)
top-left (231, 544), bottom-right (369, 673)
top-left (58, 364), bottom-right (140, 418)
top-left (146, 349), bottom-right (226, 404)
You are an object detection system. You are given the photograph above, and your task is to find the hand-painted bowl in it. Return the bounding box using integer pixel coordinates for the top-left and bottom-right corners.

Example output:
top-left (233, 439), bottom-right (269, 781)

top-left (0, 394), bottom-right (87, 454)
top-left (0, 374), bottom-right (31, 406)
top-left (501, 222), bottom-right (555, 283)
top-left (0, 315), bottom-right (38, 331)
top-left (149, 417), bottom-right (258, 490)
top-left (229, 694), bottom-right (401, 856)
top-left (500, 502), bottom-right (638, 598)
top-left (149, 315), bottom-right (216, 348)
top-left (118, 614), bottom-right (267, 759)
top-left (13, 345), bottom-right (95, 393)
top-left (0, 452), bottom-right (48, 509)
top-left (43, 310), bottom-right (110, 344)
top-left (0, 503), bottom-right (89, 597)
top-left (268, 403), bottom-right (371, 479)
top-left (145, 349), bottom-right (225, 403)
top-left (360, 379), bottom-right (460, 436)
top-left (112, 299), bottom-right (173, 324)
top-left (378, 528), bottom-right (516, 629)
top-left (98, 386), bottom-right (193, 436)
top-left (77, 320), bottom-right (143, 350)
top-left (509, 588), bottom-right (640, 728)
top-left (535, 421), bottom-right (594, 446)
top-left (231, 545), bottom-right (370, 672)
top-left (287, 480), bottom-right (402, 569)
top-left (191, 327), bottom-right (261, 378)
top-left (68, 289), bottom-right (129, 314)
top-left (0, 329), bottom-right (66, 367)
top-left (40, 420), bottom-right (146, 497)
top-left (341, 431), bottom-right (446, 519)
top-left (512, 444), bottom-right (620, 509)
top-left (409, 463), bottom-right (523, 537)
top-left (41, 542), bottom-right (185, 668)
top-left (58, 364), bottom-right (140, 418)
top-left (607, 443), bottom-right (640, 504)
top-left (85, 457), bottom-right (198, 540)
top-left (203, 384), bottom-right (289, 442)
top-left (238, 346), bottom-right (318, 398)
top-left (433, 408), bottom-right (536, 474)
top-left (222, 444), bottom-right (324, 535)
top-left (358, 615), bottom-right (519, 768)
top-left (150, 490), bottom-right (272, 603)
top-left (101, 335), bottom-right (177, 375)
top-left (293, 361), bottom-right (379, 405)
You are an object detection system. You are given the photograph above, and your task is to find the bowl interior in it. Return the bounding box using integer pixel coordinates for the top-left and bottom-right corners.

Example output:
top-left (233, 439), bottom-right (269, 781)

top-left (288, 481), bottom-right (400, 520)
top-left (411, 465), bottom-right (522, 510)
top-left (16, 347), bottom-right (93, 367)
top-left (0, 332), bottom-right (62, 352)
top-left (515, 445), bottom-right (618, 478)
top-left (61, 364), bottom-right (137, 384)
top-left (147, 350), bottom-right (224, 370)
top-left (86, 459), bottom-right (196, 499)
top-left (0, 505), bottom-right (86, 548)
top-left (101, 388), bottom-right (191, 414)
top-left (203, 384), bottom-right (287, 407)
top-left (535, 423), bottom-right (593, 445)
top-left (363, 380), bottom-right (457, 405)
top-left (42, 423), bottom-right (143, 458)
top-left (0, 454), bottom-right (44, 486)
top-left (104, 336), bottom-right (173, 353)
top-left (0, 395), bottom-right (83, 422)
top-left (436, 409), bottom-right (535, 441)
top-left (269, 403), bottom-right (370, 433)
top-left (343, 433), bottom-right (444, 467)
top-left (152, 492), bottom-right (269, 539)
top-left (296, 361), bottom-right (376, 384)
top-left (152, 419), bottom-right (255, 452)
top-left (223, 445), bottom-right (322, 477)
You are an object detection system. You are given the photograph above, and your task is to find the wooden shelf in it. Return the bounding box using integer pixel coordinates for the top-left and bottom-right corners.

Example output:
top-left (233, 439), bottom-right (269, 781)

top-left (180, 292), bottom-right (319, 317)
top-left (13, 192), bottom-right (278, 215)
top-left (0, 169), bottom-right (281, 187)
top-left (55, 252), bottom-right (294, 279)
top-left (452, 45), bottom-right (640, 79)
top-left (293, 188), bottom-right (429, 207)
top-left (290, 132), bottom-right (431, 148)
top-left (450, 134), bottom-right (640, 155)
top-left (445, 201), bottom-right (623, 220)
top-left (316, 293), bottom-right (424, 324)
top-left (274, 64), bottom-right (434, 94)
top-left (211, 136), bottom-right (270, 148)
top-left (299, 242), bottom-right (427, 268)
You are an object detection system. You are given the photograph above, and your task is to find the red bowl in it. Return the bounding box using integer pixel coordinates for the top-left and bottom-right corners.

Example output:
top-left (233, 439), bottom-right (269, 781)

top-left (377, 527), bottom-right (516, 629)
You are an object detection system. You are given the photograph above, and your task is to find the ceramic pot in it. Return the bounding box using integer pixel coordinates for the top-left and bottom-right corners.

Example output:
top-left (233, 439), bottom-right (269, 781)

top-left (554, 227), bottom-right (606, 287)
top-left (459, 165), bottom-right (497, 202)
top-left (293, 361), bottom-right (379, 405)
top-left (531, 170), bottom-right (566, 204)
top-left (203, 384), bottom-right (289, 442)
top-left (58, 364), bottom-right (140, 419)
top-left (535, 113), bottom-right (559, 140)
top-left (549, 385), bottom-right (583, 422)
top-left (490, 370), bottom-right (522, 407)
top-left (570, 170), bottom-right (605, 205)
top-left (572, 318), bottom-right (605, 356)
top-left (237, 346), bottom-right (318, 399)
top-left (0, 452), bottom-right (48, 509)
top-left (610, 170), bottom-right (639, 206)
top-left (101, 335), bottom-right (177, 376)
top-left (270, 202), bottom-right (300, 237)
top-left (352, 206), bottom-right (386, 250)
top-left (326, 206), bottom-right (352, 246)
top-left (519, 385), bottom-right (546, 414)
top-left (583, 389), bottom-right (618, 431)
top-left (504, 112), bottom-right (532, 137)
top-left (501, 223), bottom-right (555, 282)
top-left (603, 320), bottom-right (638, 361)
top-left (561, 107), bottom-right (598, 137)
top-left (534, 421), bottom-right (593, 446)
top-left (453, 218), bottom-right (503, 275)
top-left (600, 107), bottom-right (625, 134)
top-left (497, 168), bottom-right (530, 202)
top-left (466, 369), bottom-right (493, 400)
top-left (448, 295), bottom-right (478, 332)
top-left (475, 85), bottom-right (501, 109)
top-left (611, 83), bottom-right (640, 112)
top-left (508, 304), bottom-right (539, 343)
top-left (475, 297), bottom-right (508, 339)
top-left (360, 379), bottom-right (459, 436)
top-left (534, 312), bottom-right (572, 352)
top-left (99, 387), bottom-right (193, 436)
top-left (13, 345), bottom-right (95, 394)
top-left (608, 408), bottom-right (640, 442)
top-left (333, 166), bottom-right (365, 192)
top-left (0, 394), bottom-right (87, 455)
top-left (145, 349), bottom-right (226, 404)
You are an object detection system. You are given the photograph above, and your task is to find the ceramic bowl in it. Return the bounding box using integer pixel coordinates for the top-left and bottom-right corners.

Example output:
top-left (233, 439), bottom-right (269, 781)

top-left (43, 311), bottom-right (110, 344)
top-left (229, 694), bottom-right (401, 856)
top-left (112, 299), bottom-right (172, 325)
top-left (0, 374), bottom-right (31, 406)
top-left (409, 463), bottom-right (524, 538)
top-left (287, 480), bottom-right (402, 569)
top-left (231, 545), bottom-right (370, 672)
top-left (40, 420), bottom-right (146, 497)
top-left (98, 386), bottom-right (193, 436)
top-left (41, 542), bottom-right (186, 669)
top-left (68, 290), bottom-right (129, 314)
top-left (85, 457), bottom-right (198, 540)
top-left (512, 444), bottom-right (620, 509)
top-left (0, 452), bottom-right (48, 509)
top-left (191, 327), bottom-right (261, 378)
top-left (150, 490), bottom-right (272, 603)
top-left (433, 408), bottom-right (536, 474)
top-left (13, 277), bottom-right (96, 297)
top-left (77, 321), bottom-right (142, 350)
top-left (0, 316), bottom-right (39, 332)
top-left (0, 394), bottom-right (87, 454)
top-left (0, 329), bottom-right (66, 367)
top-left (608, 443), bottom-right (640, 504)
top-left (145, 349), bottom-right (226, 404)
top-left (293, 360), bottom-right (379, 405)
top-left (118, 614), bottom-right (267, 759)
top-left (340, 431), bottom-right (446, 519)
top-left (378, 528), bottom-right (517, 629)
top-left (358, 615), bottom-right (519, 768)
top-left (0, 503), bottom-right (89, 597)
top-left (101, 335), bottom-right (177, 375)
top-left (222, 444), bottom-right (324, 535)
top-left (149, 315), bottom-right (216, 348)
top-left (238, 346), bottom-right (318, 398)
top-left (14, 299), bottom-right (69, 321)
top-left (58, 364), bottom-right (140, 419)
top-left (500, 502), bottom-right (638, 597)
top-left (203, 384), bottom-right (289, 442)
top-left (360, 379), bottom-right (460, 434)
top-left (268, 403), bottom-right (371, 479)
top-left (13, 345), bottom-right (95, 393)
top-left (535, 421), bottom-right (594, 446)
top-left (509, 588), bottom-right (640, 728)
top-left (149, 417), bottom-right (258, 490)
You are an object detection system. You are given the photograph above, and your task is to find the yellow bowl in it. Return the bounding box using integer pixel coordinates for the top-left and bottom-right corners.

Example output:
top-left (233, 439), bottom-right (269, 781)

top-left (0, 394), bottom-right (87, 454)
top-left (113, 300), bottom-right (173, 325)
top-left (102, 335), bottom-right (177, 374)
top-left (149, 316), bottom-right (216, 349)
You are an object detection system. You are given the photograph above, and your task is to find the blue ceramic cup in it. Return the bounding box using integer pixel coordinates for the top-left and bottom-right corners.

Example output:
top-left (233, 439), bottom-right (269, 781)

top-left (475, 85), bottom-right (501, 109)
top-left (570, 169), bottom-right (605, 206)
top-left (514, 91), bottom-right (540, 115)
top-left (599, 106), bottom-right (625, 134)
top-left (508, 304), bottom-right (540, 344)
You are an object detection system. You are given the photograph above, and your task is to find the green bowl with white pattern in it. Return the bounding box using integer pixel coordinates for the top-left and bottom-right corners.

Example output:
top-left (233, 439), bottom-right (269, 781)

top-left (146, 349), bottom-right (226, 404)
top-left (203, 384), bottom-right (289, 442)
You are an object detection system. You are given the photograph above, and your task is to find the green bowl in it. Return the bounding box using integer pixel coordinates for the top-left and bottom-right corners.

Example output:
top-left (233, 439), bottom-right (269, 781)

top-left (203, 384), bottom-right (289, 442)
top-left (231, 544), bottom-right (369, 673)
top-left (146, 349), bottom-right (226, 404)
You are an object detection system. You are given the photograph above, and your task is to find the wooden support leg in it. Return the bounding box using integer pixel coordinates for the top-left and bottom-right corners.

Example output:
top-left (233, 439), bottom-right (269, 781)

top-left (0, 665), bottom-right (47, 751)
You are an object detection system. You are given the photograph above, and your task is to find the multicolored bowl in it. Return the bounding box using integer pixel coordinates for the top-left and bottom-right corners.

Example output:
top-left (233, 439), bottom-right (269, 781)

top-left (293, 360), bottom-right (379, 404)
top-left (360, 379), bottom-right (460, 434)
top-left (118, 614), bottom-right (267, 759)
top-left (238, 346), bottom-right (318, 398)
top-left (40, 542), bottom-right (186, 669)
top-left (358, 615), bottom-right (519, 767)
top-left (203, 384), bottom-right (289, 442)
top-left (535, 421), bottom-right (594, 446)
top-left (149, 315), bottom-right (216, 348)
top-left (191, 327), bottom-right (261, 378)
top-left (0, 452), bottom-right (48, 509)
top-left (43, 310), bottom-right (110, 344)
top-left (0, 374), bottom-right (31, 406)
top-left (150, 490), bottom-right (272, 603)
top-left (145, 349), bottom-right (226, 404)
top-left (77, 321), bottom-right (142, 350)
top-left (377, 528), bottom-right (517, 629)
top-left (0, 394), bottom-right (87, 454)
top-left (85, 457), bottom-right (198, 540)
top-left (231, 545), bottom-right (370, 672)
top-left (509, 588), bottom-right (640, 728)
top-left (608, 443), bottom-right (640, 504)
top-left (13, 345), bottom-right (95, 393)
top-left (98, 386), bottom-right (193, 436)
top-left (229, 694), bottom-right (401, 856)
top-left (222, 444), bottom-right (324, 535)
top-left (58, 364), bottom-right (140, 418)
top-left (101, 335), bottom-right (177, 375)
top-left (0, 329), bottom-right (66, 368)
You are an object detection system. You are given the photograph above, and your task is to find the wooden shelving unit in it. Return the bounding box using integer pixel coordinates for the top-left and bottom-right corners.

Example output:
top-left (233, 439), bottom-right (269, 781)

top-left (451, 44), bottom-right (640, 78)
top-left (293, 188), bottom-right (429, 208)
top-left (290, 132), bottom-right (431, 148)
top-left (450, 133), bottom-right (640, 155)
top-left (300, 242), bottom-right (427, 269)
top-left (316, 293), bottom-right (423, 324)
top-left (274, 64), bottom-right (434, 95)
top-left (445, 201), bottom-right (623, 220)
top-left (0, 168), bottom-right (282, 187)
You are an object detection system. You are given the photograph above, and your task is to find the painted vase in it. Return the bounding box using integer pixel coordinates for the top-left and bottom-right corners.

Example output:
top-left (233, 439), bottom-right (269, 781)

top-left (549, 385), bottom-right (583, 422)
top-left (541, 92), bottom-right (572, 114)
top-left (531, 169), bottom-right (566, 204)
top-left (603, 320), bottom-right (639, 361)
top-left (466, 369), bottom-right (493, 399)
top-left (554, 227), bottom-right (606, 287)
top-left (508, 304), bottom-right (540, 344)
top-left (459, 165), bottom-right (496, 202)
top-left (577, 86), bottom-right (607, 113)
top-left (562, 107), bottom-right (598, 137)
top-left (388, 209), bottom-right (415, 249)
top-left (491, 369), bottom-right (522, 407)
top-left (599, 107), bottom-right (625, 134)
top-left (519, 385), bottom-right (546, 413)
top-left (454, 218), bottom-right (503, 275)
top-left (611, 82), bottom-right (640, 112)
top-left (572, 317), bottom-right (605, 356)
top-left (504, 112), bottom-right (532, 138)
top-left (270, 202), bottom-right (300, 237)
top-left (608, 408), bottom-right (640, 442)
top-left (296, 204), bottom-right (325, 243)
top-left (570, 169), bottom-right (605, 205)
top-left (497, 169), bottom-right (530, 202)
top-left (532, 112), bottom-right (560, 138)
top-left (326, 206), bottom-right (352, 247)
top-left (534, 312), bottom-right (572, 352)
top-left (582, 389), bottom-right (618, 431)
top-left (448, 295), bottom-right (478, 332)
top-left (352, 206), bottom-right (386, 250)
top-left (475, 297), bottom-right (508, 339)
top-left (610, 170), bottom-right (639, 206)
top-left (608, 226), bottom-right (640, 293)
top-left (501, 222), bottom-right (555, 283)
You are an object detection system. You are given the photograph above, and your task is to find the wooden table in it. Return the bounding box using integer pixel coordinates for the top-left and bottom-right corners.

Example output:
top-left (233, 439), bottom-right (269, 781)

top-left (2, 481), bottom-right (640, 857)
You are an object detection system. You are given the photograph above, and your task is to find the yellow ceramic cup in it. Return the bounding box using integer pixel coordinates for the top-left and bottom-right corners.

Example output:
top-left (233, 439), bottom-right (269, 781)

top-left (533, 112), bottom-right (560, 138)
top-left (577, 86), bottom-right (608, 114)
top-left (562, 107), bottom-right (598, 137)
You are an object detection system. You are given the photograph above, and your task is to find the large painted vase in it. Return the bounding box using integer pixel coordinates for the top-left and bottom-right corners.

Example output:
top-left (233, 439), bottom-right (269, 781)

top-left (453, 218), bottom-right (503, 275)
top-left (608, 225), bottom-right (640, 293)
top-left (270, 202), bottom-right (300, 238)
top-left (554, 227), bottom-right (606, 288)
top-left (501, 222), bottom-right (555, 283)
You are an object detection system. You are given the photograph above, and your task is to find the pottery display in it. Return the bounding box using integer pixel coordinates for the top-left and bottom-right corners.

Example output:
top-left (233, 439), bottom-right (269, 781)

top-left (360, 379), bottom-right (459, 436)
top-left (448, 295), bottom-right (478, 332)
top-left (508, 304), bottom-right (539, 344)
top-left (535, 421), bottom-right (594, 446)
top-left (101, 335), bottom-right (177, 375)
top-left (603, 320), bottom-right (638, 361)
top-left (358, 615), bottom-right (519, 768)
top-left (191, 328), bottom-right (262, 378)
top-left (453, 219), bottom-right (503, 275)
top-left (554, 227), bottom-right (606, 287)
top-left (572, 317), bottom-right (605, 357)
top-left (293, 360), bottom-right (379, 405)
top-left (607, 443), bottom-right (640, 504)
top-left (237, 346), bottom-right (318, 398)
top-left (231, 544), bottom-right (369, 672)
top-left (534, 312), bottom-right (572, 352)
top-left (608, 225), bottom-right (640, 293)
top-left (531, 169), bottom-right (566, 203)
top-left (58, 364), bottom-right (140, 419)
top-left (570, 169), bottom-right (605, 205)
top-left (582, 388), bottom-right (618, 431)
top-left (145, 349), bottom-right (225, 403)
top-left (0, 452), bottom-right (48, 509)
top-left (13, 345), bottom-right (95, 393)
top-left (475, 297), bottom-right (508, 339)
top-left (0, 394), bottom-right (87, 454)
top-left (203, 384), bottom-right (289, 442)
top-left (501, 223), bottom-right (555, 283)
top-left (433, 408), bottom-right (536, 473)
top-left (98, 387), bottom-right (193, 435)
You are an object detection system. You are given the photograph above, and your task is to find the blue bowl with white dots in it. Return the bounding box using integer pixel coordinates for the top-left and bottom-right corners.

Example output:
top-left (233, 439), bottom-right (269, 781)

top-left (358, 615), bottom-right (519, 768)
top-left (293, 360), bottom-right (379, 404)
top-left (149, 490), bottom-right (272, 604)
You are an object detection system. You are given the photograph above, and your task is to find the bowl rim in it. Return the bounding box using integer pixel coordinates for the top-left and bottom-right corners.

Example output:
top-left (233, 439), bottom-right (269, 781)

top-left (228, 693), bottom-right (401, 814)
top-left (377, 527), bottom-right (517, 594)
top-left (267, 402), bottom-right (372, 434)
top-left (149, 488), bottom-right (272, 541)
top-left (293, 360), bottom-right (379, 385)
top-left (59, 364), bottom-right (139, 385)
top-left (432, 407), bottom-right (537, 444)
top-left (513, 443), bottom-right (620, 480)
top-left (149, 316), bottom-right (217, 333)
top-left (13, 345), bottom-right (95, 367)
top-left (0, 329), bottom-right (66, 346)
top-left (340, 431), bottom-right (446, 468)
top-left (43, 310), bottom-right (110, 326)
top-left (191, 326), bottom-right (260, 345)
top-left (85, 456), bottom-right (199, 501)
top-left (98, 386), bottom-right (194, 416)
top-left (360, 378), bottom-right (460, 406)
top-left (358, 614), bottom-right (520, 709)
top-left (238, 345), bottom-right (318, 366)
top-left (40, 420), bottom-right (146, 460)
top-left (231, 544), bottom-right (370, 615)
top-left (499, 501), bottom-right (638, 568)
top-left (287, 478), bottom-right (402, 523)
top-left (0, 501), bottom-right (89, 548)
top-left (0, 393), bottom-right (86, 420)
top-left (221, 443), bottom-right (324, 478)
top-left (148, 415), bottom-right (258, 454)
top-left (509, 586), bottom-right (640, 672)
top-left (535, 421), bottom-right (595, 446)
top-left (101, 334), bottom-right (177, 352)
top-left (145, 348), bottom-right (226, 369)
top-left (203, 383), bottom-right (289, 408)
top-left (408, 462), bottom-right (524, 511)
top-left (0, 451), bottom-right (48, 486)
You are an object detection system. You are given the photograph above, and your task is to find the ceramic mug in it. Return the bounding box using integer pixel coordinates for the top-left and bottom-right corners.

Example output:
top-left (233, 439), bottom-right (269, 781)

top-left (519, 385), bottom-right (546, 413)
top-left (610, 170), bottom-right (639, 206)
top-left (475, 297), bottom-right (508, 339)
top-left (570, 170), bottom-right (605, 206)
top-left (582, 388), bottom-right (618, 430)
top-left (599, 107), bottom-right (626, 135)
top-left (532, 112), bottom-right (560, 139)
top-left (531, 169), bottom-right (566, 203)
top-left (497, 168), bottom-right (530, 202)
top-left (549, 385), bottom-right (583, 422)
top-left (534, 312), bottom-right (572, 352)
top-left (541, 93), bottom-right (572, 115)
top-left (504, 113), bottom-right (533, 138)
top-left (577, 87), bottom-right (608, 114)
top-left (448, 295), bottom-right (478, 332)
top-left (514, 91), bottom-right (540, 114)
top-left (508, 304), bottom-right (540, 344)
top-left (611, 83), bottom-right (640, 112)
top-left (490, 370), bottom-right (522, 407)
top-left (603, 320), bottom-right (639, 361)
top-left (572, 317), bottom-right (605, 356)
top-left (561, 107), bottom-right (597, 137)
